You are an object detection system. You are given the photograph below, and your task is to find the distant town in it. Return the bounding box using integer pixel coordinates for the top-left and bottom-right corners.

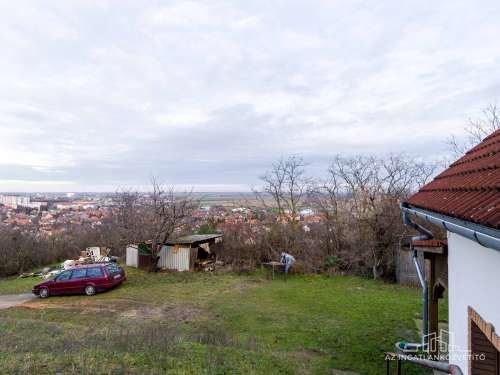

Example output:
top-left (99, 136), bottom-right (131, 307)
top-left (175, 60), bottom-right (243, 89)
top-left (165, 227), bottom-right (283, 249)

top-left (0, 192), bottom-right (324, 238)
top-left (0, 193), bottom-right (116, 237)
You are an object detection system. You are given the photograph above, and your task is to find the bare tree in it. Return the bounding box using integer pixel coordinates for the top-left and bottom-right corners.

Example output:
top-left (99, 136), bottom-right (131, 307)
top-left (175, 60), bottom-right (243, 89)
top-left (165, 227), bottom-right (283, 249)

top-left (259, 156), bottom-right (311, 223)
top-left (258, 160), bottom-right (286, 220)
top-left (380, 155), bottom-right (437, 196)
top-left (147, 178), bottom-right (196, 270)
top-left (117, 178), bottom-right (197, 271)
top-left (308, 172), bottom-right (344, 258)
top-left (324, 154), bottom-right (436, 279)
top-left (115, 189), bottom-right (149, 245)
top-left (447, 104), bottom-right (500, 157)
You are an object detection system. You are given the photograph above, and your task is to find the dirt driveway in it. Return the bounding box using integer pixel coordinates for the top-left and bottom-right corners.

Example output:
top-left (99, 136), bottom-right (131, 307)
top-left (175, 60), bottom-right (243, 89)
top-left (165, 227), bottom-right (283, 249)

top-left (0, 293), bottom-right (35, 309)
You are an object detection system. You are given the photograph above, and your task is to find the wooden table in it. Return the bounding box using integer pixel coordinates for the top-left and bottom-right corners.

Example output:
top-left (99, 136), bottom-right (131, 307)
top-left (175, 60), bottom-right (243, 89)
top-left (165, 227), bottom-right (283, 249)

top-left (262, 261), bottom-right (286, 280)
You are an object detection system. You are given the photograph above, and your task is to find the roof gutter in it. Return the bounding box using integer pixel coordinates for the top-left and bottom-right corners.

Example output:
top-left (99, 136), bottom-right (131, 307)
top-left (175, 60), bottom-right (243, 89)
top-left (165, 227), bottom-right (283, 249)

top-left (401, 203), bottom-right (500, 252)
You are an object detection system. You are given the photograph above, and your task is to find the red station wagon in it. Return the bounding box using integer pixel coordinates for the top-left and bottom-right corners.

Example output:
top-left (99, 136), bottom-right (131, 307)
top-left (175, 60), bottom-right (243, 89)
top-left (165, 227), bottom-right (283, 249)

top-left (32, 263), bottom-right (127, 298)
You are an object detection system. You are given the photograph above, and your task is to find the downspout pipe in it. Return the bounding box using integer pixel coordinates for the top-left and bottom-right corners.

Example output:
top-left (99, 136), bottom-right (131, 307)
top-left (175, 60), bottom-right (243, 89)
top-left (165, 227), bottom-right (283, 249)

top-left (400, 203), bottom-right (434, 350)
top-left (413, 249), bottom-right (428, 349)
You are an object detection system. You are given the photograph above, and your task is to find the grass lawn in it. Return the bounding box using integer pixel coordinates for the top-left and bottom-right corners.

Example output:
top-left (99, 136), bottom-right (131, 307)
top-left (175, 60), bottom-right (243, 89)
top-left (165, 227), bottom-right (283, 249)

top-left (0, 274), bottom-right (41, 294)
top-left (0, 267), bottom-right (437, 374)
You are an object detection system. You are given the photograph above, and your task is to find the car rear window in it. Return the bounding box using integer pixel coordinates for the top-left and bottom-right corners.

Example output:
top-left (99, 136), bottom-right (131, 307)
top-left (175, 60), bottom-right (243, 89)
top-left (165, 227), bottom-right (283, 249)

top-left (106, 263), bottom-right (120, 273)
top-left (71, 268), bottom-right (87, 279)
top-left (87, 267), bottom-right (104, 278)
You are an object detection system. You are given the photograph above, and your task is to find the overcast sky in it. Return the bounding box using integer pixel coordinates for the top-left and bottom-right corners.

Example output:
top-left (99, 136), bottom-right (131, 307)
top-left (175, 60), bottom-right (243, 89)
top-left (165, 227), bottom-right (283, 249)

top-left (1, 1), bottom-right (499, 192)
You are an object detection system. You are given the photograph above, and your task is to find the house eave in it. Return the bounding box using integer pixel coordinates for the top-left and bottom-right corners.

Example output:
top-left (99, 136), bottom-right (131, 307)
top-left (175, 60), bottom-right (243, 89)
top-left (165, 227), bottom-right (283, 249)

top-left (401, 203), bottom-right (500, 252)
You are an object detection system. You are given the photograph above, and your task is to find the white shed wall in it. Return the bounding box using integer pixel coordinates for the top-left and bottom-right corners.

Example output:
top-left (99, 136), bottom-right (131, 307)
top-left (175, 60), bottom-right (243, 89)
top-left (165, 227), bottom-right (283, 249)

top-left (158, 246), bottom-right (190, 271)
top-left (448, 231), bottom-right (500, 374)
top-left (126, 245), bottom-right (138, 268)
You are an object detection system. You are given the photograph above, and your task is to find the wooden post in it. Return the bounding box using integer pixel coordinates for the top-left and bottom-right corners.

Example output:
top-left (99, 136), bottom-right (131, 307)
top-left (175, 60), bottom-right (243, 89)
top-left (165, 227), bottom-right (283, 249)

top-left (427, 253), bottom-right (439, 357)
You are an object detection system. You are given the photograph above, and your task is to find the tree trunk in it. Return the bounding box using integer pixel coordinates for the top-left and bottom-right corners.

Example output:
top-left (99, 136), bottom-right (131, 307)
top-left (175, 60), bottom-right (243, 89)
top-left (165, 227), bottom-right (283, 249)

top-left (150, 241), bottom-right (159, 272)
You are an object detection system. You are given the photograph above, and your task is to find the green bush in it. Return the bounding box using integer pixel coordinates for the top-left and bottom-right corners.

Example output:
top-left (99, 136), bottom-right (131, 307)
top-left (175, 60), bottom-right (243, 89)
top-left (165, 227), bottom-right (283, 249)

top-left (324, 255), bottom-right (338, 269)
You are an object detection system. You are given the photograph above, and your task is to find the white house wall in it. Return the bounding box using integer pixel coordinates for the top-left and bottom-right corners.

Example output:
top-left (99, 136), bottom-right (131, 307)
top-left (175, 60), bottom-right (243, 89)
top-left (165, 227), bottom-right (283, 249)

top-left (448, 231), bottom-right (500, 374)
top-left (158, 246), bottom-right (190, 271)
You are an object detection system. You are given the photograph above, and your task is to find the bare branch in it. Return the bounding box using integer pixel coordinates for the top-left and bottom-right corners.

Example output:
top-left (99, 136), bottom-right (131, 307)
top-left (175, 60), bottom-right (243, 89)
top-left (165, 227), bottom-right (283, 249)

top-left (447, 103), bottom-right (500, 157)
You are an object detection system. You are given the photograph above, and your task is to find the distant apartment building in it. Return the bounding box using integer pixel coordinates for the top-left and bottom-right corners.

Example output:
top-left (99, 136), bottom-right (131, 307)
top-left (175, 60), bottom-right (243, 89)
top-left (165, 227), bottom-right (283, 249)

top-left (0, 195), bottom-right (47, 209)
top-left (56, 201), bottom-right (98, 210)
top-left (0, 195), bottom-right (29, 207)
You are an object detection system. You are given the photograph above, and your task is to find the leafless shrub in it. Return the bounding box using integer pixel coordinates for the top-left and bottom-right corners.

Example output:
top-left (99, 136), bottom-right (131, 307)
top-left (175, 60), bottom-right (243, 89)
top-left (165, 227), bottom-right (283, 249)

top-left (0, 227), bottom-right (69, 276)
top-left (0, 217), bottom-right (128, 277)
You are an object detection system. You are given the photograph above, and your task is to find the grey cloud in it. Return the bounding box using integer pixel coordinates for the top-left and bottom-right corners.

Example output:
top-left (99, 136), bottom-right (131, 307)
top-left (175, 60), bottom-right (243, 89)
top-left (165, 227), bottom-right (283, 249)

top-left (1, 0), bottom-right (500, 191)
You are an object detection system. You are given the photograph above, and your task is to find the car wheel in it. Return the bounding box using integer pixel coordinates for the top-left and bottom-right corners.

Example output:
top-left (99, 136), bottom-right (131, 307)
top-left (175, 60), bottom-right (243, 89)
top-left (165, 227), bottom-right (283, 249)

top-left (85, 285), bottom-right (96, 296)
top-left (39, 288), bottom-right (49, 298)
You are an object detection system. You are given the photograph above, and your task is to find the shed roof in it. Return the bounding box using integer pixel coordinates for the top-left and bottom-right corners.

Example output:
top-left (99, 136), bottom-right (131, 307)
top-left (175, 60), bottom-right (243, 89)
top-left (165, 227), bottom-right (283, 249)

top-left (405, 129), bottom-right (500, 229)
top-left (411, 239), bottom-right (447, 248)
top-left (166, 234), bottom-right (222, 246)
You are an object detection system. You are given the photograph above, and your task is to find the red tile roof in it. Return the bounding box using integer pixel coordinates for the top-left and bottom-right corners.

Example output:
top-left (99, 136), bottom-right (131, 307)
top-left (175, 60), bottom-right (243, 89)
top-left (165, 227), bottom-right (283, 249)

top-left (406, 129), bottom-right (500, 229)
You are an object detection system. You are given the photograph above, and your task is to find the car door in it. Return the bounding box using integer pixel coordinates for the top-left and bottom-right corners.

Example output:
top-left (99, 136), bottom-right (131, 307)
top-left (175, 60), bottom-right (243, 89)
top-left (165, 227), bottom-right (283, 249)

top-left (67, 268), bottom-right (87, 294)
top-left (86, 266), bottom-right (107, 290)
top-left (51, 270), bottom-right (73, 295)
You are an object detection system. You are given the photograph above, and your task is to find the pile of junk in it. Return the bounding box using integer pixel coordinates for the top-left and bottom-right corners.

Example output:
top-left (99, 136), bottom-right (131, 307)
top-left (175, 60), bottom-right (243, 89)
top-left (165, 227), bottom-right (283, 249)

top-left (19, 246), bottom-right (117, 279)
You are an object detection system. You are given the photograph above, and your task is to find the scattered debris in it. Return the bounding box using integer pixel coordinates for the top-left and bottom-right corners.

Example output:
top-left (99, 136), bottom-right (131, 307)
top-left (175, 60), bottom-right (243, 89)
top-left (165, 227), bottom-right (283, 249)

top-left (18, 246), bottom-right (116, 279)
top-left (44, 270), bottom-right (61, 279)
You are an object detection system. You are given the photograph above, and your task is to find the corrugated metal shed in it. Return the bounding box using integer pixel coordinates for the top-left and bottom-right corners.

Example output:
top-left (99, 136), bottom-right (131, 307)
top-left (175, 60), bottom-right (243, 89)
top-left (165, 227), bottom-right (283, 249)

top-left (127, 234), bottom-right (223, 271)
top-left (158, 246), bottom-right (190, 271)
